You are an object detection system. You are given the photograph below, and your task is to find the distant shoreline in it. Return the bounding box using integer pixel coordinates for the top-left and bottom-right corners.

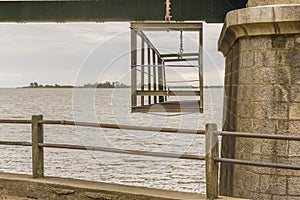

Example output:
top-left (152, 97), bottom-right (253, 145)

top-left (17, 82), bottom-right (224, 89)
top-left (12, 86), bottom-right (224, 89)
top-left (20, 81), bottom-right (130, 89)
top-left (17, 87), bottom-right (130, 89)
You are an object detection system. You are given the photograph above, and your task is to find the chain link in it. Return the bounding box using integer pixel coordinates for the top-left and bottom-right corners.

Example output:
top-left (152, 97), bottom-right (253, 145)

top-left (165, 0), bottom-right (172, 22)
top-left (179, 31), bottom-right (184, 59)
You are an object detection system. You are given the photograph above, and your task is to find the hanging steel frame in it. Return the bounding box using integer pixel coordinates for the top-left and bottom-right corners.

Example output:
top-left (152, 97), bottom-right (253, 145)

top-left (130, 22), bottom-right (203, 113)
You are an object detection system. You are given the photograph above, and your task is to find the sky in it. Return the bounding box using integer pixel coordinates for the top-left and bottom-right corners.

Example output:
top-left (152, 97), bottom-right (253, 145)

top-left (0, 22), bottom-right (225, 88)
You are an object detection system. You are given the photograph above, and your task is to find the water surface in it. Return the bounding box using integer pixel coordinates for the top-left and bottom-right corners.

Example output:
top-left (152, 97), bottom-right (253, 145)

top-left (0, 88), bottom-right (223, 194)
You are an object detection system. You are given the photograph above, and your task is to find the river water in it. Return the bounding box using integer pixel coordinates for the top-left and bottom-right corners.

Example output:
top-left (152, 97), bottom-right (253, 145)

top-left (0, 88), bottom-right (223, 194)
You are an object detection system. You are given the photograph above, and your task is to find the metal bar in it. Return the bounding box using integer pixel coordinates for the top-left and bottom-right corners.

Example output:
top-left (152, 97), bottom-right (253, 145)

top-left (152, 49), bottom-right (157, 104)
top-left (131, 22), bottom-right (202, 31)
top-left (137, 90), bottom-right (201, 96)
top-left (169, 86), bottom-right (200, 89)
top-left (164, 58), bottom-right (199, 62)
top-left (214, 158), bottom-right (300, 171)
top-left (141, 38), bottom-right (145, 106)
top-left (199, 28), bottom-right (204, 113)
top-left (134, 64), bottom-right (198, 68)
top-left (38, 120), bottom-right (205, 135)
top-left (160, 53), bottom-right (199, 58)
top-left (220, 131), bottom-right (300, 141)
top-left (0, 141), bottom-right (32, 147)
top-left (147, 46), bottom-right (152, 104)
top-left (131, 28), bottom-right (138, 108)
top-left (163, 61), bottom-right (167, 102)
top-left (132, 106), bottom-right (202, 113)
top-left (158, 57), bottom-right (164, 103)
top-left (39, 143), bottom-right (205, 161)
top-left (0, 120), bottom-right (31, 124)
top-left (166, 80), bottom-right (199, 83)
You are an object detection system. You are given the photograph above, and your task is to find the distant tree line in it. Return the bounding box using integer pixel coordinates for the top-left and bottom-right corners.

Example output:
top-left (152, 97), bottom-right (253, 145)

top-left (25, 81), bottom-right (129, 88)
top-left (83, 81), bottom-right (129, 88)
top-left (27, 82), bottom-right (73, 88)
top-left (25, 82), bottom-right (222, 89)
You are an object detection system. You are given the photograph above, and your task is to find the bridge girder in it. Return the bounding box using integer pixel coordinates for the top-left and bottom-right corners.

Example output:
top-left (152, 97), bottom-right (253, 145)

top-left (0, 0), bottom-right (247, 23)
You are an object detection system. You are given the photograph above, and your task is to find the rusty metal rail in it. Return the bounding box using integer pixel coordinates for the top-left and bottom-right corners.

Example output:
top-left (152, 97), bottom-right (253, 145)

top-left (0, 117), bottom-right (205, 174)
top-left (0, 141), bottom-right (32, 147)
top-left (205, 124), bottom-right (300, 199)
top-left (220, 131), bottom-right (300, 141)
top-left (0, 116), bottom-right (205, 187)
top-left (38, 120), bottom-right (205, 135)
top-left (0, 119), bottom-right (31, 124)
top-left (1, 117), bottom-right (300, 200)
top-left (39, 143), bottom-right (204, 161)
top-left (214, 158), bottom-right (300, 170)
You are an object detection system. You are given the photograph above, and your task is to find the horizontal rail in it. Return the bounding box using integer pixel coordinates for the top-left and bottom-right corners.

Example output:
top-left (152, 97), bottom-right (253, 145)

top-left (160, 53), bottom-right (199, 58)
top-left (220, 131), bottom-right (300, 141)
top-left (214, 158), bottom-right (300, 170)
top-left (39, 143), bottom-right (205, 161)
top-left (168, 86), bottom-right (200, 89)
top-left (0, 141), bottom-right (32, 147)
top-left (134, 64), bottom-right (198, 68)
top-left (0, 120), bottom-right (31, 124)
top-left (38, 120), bottom-right (206, 135)
top-left (164, 58), bottom-right (199, 62)
top-left (2, 119), bottom-right (299, 140)
top-left (136, 90), bottom-right (201, 96)
top-left (166, 80), bottom-right (199, 83)
top-left (131, 104), bottom-right (202, 113)
top-left (131, 23), bottom-right (202, 31)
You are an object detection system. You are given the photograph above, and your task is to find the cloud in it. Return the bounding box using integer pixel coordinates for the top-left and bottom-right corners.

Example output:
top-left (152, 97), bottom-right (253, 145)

top-left (0, 22), bottom-right (224, 87)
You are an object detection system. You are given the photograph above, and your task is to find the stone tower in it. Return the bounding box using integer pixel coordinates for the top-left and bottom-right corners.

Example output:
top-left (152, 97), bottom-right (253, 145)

top-left (218, 0), bottom-right (300, 199)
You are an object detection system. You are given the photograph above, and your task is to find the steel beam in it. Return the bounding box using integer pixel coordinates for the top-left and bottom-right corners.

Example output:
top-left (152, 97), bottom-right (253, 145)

top-left (0, 0), bottom-right (247, 23)
top-left (131, 22), bottom-right (202, 31)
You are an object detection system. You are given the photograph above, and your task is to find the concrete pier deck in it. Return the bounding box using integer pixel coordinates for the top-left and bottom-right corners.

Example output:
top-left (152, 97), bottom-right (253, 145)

top-left (0, 172), bottom-right (246, 199)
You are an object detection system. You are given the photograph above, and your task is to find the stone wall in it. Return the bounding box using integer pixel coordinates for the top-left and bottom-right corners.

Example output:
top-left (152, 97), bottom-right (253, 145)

top-left (218, 4), bottom-right (300, 199)
top-left (220, 42), bottom-right (239, 196)
top-left (234, 34), bottom-right (300, 199)
top-left (247, 0), bottom-right (300, 7)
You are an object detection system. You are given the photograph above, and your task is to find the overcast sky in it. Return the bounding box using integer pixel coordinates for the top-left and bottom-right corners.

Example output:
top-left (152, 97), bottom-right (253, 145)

top-left (0, 22), bottom-right (224, 88)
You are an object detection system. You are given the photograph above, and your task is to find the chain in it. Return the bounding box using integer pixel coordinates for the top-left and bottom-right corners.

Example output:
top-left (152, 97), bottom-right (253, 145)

top-left (165, 0), bottom-right (172, 22)
top-left (179, 31), bottom-right (184, 59)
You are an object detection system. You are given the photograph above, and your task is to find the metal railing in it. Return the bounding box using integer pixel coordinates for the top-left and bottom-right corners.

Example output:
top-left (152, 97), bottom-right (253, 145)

top-left (205, 123), bottom-right (300, 199)
top-left (0, 117), bottom-right (300, 199)
top-left (0, 115), bottom-right (205, 176)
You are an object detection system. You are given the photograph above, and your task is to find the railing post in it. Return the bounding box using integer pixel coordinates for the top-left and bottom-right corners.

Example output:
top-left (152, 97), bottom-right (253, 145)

top-left (198, 28), bottom-right (204, 113)
top-left (131, 28), bottom-right (138, 108)
top-left (32, 115), bottom-right (44, 178)
top-left (158, 57), bottom-right (164, 103)
top-left (141, 38), bottom-right (145, 106)
top-left (205, 123), bottom-right (219, 199)
top-left (152, 50), bottom-right (157, 104)
top-left (147, 46), bottom-right (152, 104)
